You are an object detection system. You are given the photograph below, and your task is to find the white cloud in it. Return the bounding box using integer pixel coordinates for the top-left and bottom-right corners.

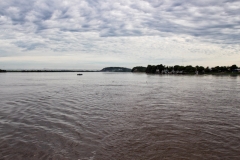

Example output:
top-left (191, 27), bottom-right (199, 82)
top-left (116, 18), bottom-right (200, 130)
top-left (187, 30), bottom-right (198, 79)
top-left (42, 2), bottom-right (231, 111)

top-left (0, 0), bottom-right (240, 69)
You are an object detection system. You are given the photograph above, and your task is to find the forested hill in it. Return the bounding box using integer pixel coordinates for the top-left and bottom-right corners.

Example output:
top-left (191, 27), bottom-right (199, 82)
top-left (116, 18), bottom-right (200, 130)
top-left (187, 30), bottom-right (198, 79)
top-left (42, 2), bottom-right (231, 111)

top-left (101, 67), bottom-right (131, 72)
top-left (131, 66), bottom-right (146, 72)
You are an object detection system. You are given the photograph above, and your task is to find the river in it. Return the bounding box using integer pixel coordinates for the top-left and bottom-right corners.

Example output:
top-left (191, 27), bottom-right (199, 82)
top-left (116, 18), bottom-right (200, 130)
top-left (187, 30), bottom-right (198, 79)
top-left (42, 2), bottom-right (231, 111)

top-left (0, 72), bottom-right (240, 159)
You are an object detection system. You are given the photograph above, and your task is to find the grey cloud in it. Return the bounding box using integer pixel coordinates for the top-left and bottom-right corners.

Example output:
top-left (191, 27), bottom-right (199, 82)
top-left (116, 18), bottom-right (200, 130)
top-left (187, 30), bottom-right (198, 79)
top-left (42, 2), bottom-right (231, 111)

top-left (0, 0), bottom-right (240, 49)
top-left (13, 41), bottom-right (46, 50)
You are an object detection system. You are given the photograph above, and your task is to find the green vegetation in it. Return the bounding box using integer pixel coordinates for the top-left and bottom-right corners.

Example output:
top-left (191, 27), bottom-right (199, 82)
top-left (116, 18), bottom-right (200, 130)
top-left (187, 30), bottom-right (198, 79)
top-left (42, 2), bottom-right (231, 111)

top-left (131, 66), bottom-right (146, 72)
top-left (132, 64), bottom-right (239, 75)
top-left (101, 67), bottom-right (131, 72)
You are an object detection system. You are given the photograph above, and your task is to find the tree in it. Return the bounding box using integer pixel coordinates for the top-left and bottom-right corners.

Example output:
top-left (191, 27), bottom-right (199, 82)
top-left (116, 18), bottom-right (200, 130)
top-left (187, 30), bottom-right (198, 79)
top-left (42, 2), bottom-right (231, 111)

top-left (168, 66), bottom-right (173, 71)
top-left (174, 65), bottom-right (180, 71)
top-left (198, 66), bottom-right (205, 73)
top-left (131, 66), bottom-right (146, 72)
top-left (205, 67), bottom-right (210, 73)
top-left (146, 65), bottom-right (152, 73)
top-left (220, 66), bottom-right (227, 72)
top-left (230, 64), bottom-right (238, 71)
top-left (211, 66), bottom-right (221, 72)
top-left (179, 66), bottom-right (185, 71)
top-left (151, 65), bottom-right (157, 73)
top-left (157, 64), bottom-right (165, 72)
top-left (185, 65), bottom-right (195, 73)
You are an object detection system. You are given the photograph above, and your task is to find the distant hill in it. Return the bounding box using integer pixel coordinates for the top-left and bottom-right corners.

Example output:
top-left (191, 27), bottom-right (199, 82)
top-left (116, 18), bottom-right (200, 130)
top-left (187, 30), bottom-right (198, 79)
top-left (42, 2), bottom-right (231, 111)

top-left (101, 67), bottom-right (131, 72)
top-left (0, 69), bottom-right (6, 72)
top-left (131, 66), bottom-right (146, 72)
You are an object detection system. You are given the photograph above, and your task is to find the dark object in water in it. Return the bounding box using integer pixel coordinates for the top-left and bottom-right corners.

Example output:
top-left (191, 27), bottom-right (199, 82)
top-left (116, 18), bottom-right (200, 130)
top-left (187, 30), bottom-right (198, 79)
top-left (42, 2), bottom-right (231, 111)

top-left (77, 74), bottom-right (83, 76)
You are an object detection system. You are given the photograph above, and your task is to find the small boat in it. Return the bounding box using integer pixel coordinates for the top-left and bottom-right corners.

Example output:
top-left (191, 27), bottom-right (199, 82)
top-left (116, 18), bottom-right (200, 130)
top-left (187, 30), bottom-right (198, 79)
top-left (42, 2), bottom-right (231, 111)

top-left (77, 74), bottom-right (83, 76)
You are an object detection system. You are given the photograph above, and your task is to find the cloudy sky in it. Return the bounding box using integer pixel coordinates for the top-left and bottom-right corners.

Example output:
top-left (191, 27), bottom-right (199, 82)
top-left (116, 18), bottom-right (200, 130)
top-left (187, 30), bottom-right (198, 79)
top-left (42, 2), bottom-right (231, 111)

top-left (0, 0), bottom-right (240, 69)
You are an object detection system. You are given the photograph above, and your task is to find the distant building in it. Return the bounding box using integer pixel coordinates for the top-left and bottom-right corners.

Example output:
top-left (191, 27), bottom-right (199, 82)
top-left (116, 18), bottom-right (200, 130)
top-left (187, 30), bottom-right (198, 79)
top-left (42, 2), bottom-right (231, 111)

top-left (234, 69), bottom-right (240, 72)
top-left (162, 69), bottom-right (168, 74)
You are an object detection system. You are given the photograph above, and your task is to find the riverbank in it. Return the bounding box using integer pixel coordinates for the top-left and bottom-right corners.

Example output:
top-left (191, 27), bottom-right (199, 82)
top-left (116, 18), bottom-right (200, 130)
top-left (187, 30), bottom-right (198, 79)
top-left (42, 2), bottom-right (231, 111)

top-left (144, 72), bottom-right (240, 76)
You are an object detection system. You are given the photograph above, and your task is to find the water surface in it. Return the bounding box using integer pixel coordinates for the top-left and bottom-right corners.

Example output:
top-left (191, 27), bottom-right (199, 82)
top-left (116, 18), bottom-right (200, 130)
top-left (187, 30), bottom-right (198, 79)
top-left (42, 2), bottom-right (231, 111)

top-left (0, 73), bottom-right (240, 159)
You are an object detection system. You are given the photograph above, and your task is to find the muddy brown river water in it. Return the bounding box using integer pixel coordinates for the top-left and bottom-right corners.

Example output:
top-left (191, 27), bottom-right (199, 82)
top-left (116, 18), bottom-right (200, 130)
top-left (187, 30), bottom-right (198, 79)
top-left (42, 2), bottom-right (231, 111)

top-left (0, 72), bottom-right (240, 160)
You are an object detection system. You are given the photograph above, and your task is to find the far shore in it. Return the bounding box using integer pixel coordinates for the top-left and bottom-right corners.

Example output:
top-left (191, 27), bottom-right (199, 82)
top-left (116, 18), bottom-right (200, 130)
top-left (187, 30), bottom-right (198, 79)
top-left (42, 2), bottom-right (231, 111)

top-left (144, 72), bottom-right (240, 76)
top-left (2, 70), bottom-right (100, 72)
top-left (1, 70), bottom-right (239, 76)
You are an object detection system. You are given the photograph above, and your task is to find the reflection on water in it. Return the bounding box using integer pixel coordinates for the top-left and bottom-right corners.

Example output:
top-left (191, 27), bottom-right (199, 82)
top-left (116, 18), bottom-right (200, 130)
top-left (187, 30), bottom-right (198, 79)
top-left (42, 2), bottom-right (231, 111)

top-left (0, 73), bottom-right (240, 159)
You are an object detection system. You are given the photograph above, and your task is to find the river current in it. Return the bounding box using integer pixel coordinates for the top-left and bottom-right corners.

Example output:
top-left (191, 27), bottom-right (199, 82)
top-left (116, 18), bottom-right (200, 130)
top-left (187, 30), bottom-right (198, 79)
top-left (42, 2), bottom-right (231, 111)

top-left (0, 72), bottom-right (240, 160)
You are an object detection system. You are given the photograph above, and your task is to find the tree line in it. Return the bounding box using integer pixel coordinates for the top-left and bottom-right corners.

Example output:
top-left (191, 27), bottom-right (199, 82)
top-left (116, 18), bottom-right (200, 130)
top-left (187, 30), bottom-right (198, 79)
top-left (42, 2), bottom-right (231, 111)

top-left (132, 64), bottom-right (239, 74)
top-left (0, 69), bottom-right (6, 72)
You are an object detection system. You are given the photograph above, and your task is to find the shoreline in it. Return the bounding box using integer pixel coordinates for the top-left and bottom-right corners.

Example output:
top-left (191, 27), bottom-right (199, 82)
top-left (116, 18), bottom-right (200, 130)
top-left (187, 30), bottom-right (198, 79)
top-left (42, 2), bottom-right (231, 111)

top-left (137, 72), bottom-right (240, 76)
top-left (1, 71), bottom-right (239, 76)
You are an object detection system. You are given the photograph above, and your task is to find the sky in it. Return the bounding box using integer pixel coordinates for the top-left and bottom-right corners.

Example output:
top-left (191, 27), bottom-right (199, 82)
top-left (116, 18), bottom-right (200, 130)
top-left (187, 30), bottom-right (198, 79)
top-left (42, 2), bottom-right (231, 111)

top-left (0, 0), bottom-right (240, 69)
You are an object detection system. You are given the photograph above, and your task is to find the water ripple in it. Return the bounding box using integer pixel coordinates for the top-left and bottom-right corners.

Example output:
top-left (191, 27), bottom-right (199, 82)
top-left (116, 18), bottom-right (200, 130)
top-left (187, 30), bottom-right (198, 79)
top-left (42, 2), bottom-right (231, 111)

top-left (0, 73), bottom-right (240, 159)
